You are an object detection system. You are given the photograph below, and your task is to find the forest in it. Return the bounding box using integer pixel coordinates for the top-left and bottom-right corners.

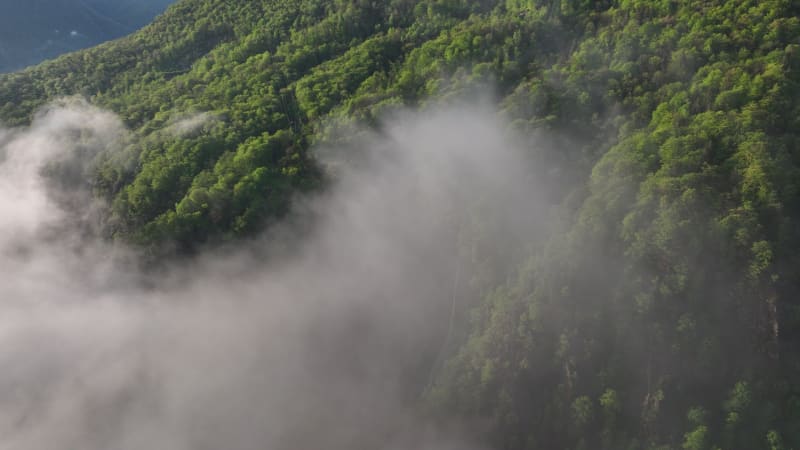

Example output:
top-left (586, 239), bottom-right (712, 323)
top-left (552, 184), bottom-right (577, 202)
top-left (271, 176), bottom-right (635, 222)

top-left (1, 0), bottom-right (800, 449)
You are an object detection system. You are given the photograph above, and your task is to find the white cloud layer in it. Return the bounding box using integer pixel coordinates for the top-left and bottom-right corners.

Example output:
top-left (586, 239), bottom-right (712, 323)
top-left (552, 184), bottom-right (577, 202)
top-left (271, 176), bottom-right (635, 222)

top-left (0, 99), bottom-right (545, 450)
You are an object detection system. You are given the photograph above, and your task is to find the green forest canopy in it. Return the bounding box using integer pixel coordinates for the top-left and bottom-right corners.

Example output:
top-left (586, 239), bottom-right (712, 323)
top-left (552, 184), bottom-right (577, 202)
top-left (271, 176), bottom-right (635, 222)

top-left (2, 0), bottom-right (800, 448)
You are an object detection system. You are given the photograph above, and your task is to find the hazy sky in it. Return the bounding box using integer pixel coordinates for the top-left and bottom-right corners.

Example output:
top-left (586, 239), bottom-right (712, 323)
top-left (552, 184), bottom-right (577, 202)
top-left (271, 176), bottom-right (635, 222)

top-left (0, 0), bottom-right (175, 72)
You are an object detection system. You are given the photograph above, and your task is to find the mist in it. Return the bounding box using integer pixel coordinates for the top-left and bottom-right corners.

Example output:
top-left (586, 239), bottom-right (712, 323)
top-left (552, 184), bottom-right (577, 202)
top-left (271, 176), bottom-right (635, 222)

top-left (0, 99), bottom-right (547, 450)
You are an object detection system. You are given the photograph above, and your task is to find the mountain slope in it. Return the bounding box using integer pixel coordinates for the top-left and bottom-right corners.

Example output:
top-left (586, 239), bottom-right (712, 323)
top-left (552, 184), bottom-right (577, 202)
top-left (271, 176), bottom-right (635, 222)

top-left (2, 0), bottom-right (800, 449)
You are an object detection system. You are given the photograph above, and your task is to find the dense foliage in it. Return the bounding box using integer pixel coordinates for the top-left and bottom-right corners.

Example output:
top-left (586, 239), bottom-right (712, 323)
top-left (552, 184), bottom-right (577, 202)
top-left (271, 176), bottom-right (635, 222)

top-left (3, 0), bottom-right (800, 448)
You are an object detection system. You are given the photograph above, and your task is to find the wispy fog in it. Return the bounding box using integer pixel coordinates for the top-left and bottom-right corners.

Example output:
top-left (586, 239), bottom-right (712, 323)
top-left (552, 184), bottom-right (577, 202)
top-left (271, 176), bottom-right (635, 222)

top-left (0, 99), bottom-right (546, 450)
top-left (167, 112), bottom-right (220, 137)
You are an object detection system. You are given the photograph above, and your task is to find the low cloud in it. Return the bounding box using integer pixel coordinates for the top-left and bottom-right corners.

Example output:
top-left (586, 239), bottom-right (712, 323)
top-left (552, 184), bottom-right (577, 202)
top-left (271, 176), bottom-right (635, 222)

top-left (0, 99), bottom-right (546, 450)
top-left (166, 112), bottom-right (220, 137)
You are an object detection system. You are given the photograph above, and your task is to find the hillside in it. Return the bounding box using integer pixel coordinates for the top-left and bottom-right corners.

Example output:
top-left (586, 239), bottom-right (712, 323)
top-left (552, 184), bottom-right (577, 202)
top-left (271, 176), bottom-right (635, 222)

top-left (2, 0), bottom-right (800, 449)
top-left (0, 0), bottom-right (173, 72)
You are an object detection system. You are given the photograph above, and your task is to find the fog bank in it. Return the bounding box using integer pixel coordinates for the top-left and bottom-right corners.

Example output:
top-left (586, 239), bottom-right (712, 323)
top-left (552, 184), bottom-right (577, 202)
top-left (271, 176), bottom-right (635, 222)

top-left (0, 99), bottom-right (545, 450)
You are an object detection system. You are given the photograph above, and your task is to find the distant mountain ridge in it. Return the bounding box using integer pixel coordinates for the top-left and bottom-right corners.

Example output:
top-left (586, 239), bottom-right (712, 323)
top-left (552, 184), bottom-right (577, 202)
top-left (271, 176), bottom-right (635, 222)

top-left (0, 0), bottom-right (174, 72)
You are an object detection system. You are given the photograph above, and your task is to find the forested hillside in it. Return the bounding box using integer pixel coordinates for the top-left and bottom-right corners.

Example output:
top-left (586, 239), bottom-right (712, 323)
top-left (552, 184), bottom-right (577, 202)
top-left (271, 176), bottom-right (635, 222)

top-left (2, 0), bottom-right (800, 448)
